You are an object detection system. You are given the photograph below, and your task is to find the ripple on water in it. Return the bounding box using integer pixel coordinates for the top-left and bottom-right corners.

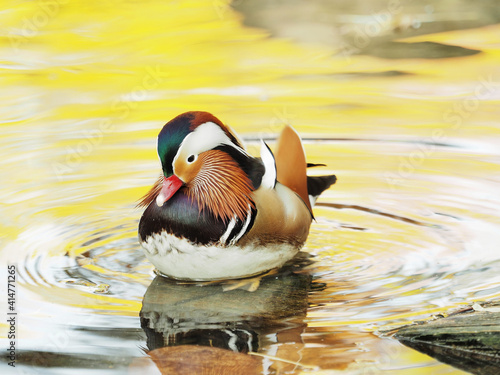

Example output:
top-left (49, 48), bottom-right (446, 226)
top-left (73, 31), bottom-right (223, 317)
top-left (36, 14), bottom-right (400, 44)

top-left (301, 139), bottom-right (500, 332)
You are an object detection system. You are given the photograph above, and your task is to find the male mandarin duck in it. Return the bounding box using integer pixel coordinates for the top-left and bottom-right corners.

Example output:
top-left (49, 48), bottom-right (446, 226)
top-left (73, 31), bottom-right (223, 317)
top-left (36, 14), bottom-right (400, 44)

top-left (138, 111), bottom-right (336, 281)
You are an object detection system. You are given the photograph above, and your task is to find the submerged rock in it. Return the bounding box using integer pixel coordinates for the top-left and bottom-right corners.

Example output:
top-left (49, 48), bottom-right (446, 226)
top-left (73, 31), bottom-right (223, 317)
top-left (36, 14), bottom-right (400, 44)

top-left (394, 302), bottom-right (500, 375)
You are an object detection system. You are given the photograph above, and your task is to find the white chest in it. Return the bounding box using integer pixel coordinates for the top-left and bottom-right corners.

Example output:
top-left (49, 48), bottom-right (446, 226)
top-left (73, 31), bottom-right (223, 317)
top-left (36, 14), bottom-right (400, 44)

top-left (140, 232), bottom-right (300, 280)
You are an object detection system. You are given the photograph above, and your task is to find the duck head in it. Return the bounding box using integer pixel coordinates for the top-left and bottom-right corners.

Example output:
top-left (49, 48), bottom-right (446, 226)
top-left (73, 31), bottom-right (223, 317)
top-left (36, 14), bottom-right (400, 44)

top-left (140, 111), bottom-right (256, 222)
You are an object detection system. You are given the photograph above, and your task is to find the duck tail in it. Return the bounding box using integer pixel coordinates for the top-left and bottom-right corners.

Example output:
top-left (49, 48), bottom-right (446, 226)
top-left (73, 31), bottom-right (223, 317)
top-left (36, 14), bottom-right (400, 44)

top-left (307, 174), bottom-right (337, 207)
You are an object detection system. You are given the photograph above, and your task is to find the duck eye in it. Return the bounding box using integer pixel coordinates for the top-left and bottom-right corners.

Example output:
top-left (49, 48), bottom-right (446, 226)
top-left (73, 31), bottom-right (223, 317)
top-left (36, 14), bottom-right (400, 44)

top-left (187, 154), bottom-right (196, 163)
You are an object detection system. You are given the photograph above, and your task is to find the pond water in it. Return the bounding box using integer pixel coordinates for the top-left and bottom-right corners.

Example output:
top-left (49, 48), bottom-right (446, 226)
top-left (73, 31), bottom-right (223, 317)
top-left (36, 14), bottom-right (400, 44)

top-left (1, 0), bottom-right (500, 374)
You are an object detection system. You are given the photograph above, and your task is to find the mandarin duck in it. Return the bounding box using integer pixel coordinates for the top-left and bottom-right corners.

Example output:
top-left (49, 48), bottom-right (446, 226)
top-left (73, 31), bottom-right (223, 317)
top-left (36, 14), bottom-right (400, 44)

top-left (138, 111), bottom-right (336, 281)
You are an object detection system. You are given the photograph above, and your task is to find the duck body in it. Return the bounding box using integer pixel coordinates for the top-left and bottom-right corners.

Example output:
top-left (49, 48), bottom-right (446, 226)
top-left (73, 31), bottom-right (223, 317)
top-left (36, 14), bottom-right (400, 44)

top-left (138, 111), bottom-right (336, 280)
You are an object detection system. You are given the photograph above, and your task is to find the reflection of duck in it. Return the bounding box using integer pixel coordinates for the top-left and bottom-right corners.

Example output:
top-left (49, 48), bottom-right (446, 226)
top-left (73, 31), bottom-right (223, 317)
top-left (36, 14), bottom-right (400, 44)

top-left (140, 259), bottom-right (313, 354)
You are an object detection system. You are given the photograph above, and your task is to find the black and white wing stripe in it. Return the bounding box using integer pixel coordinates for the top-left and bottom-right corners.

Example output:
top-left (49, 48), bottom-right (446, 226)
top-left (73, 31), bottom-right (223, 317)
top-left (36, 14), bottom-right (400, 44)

top-left (219, 204), bottom-right (257, 246)
top-left (259, 140), bottom-right (277, 189)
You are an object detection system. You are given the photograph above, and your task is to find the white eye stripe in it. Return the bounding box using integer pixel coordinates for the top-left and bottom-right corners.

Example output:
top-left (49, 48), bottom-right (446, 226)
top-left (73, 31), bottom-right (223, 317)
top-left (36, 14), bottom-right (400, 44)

top-left (173, 121), bottom-right (247, 171)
